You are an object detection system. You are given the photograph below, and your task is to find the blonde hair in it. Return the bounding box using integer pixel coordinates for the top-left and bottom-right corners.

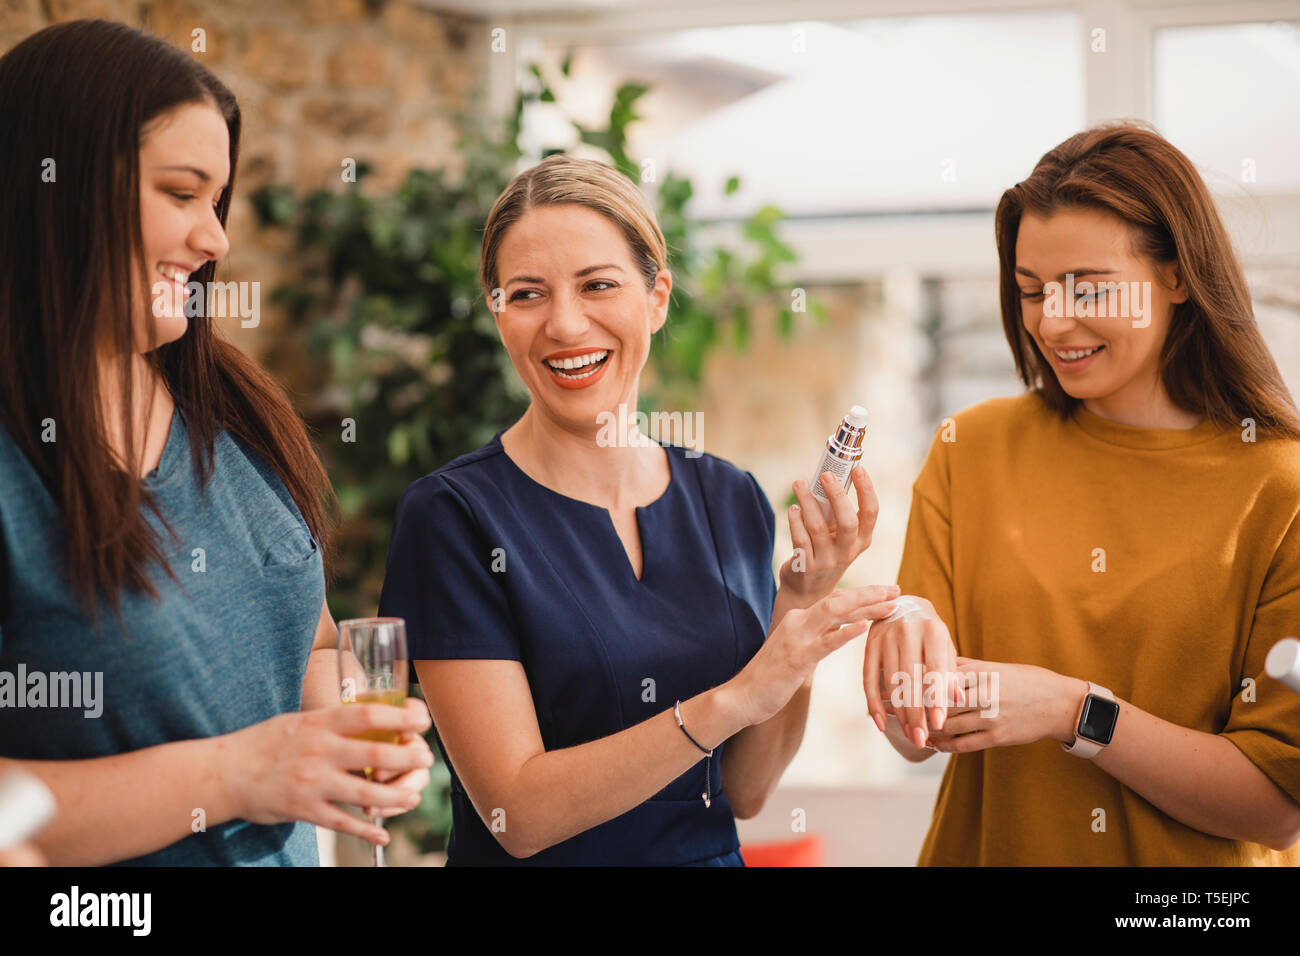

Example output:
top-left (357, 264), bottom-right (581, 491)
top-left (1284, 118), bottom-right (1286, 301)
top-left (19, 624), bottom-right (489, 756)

top-left (480, 154), bottom-right (668, 295)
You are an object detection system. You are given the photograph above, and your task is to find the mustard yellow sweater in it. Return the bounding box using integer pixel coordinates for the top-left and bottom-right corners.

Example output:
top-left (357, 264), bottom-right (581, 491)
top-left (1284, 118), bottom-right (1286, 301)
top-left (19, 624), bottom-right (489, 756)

top-left (898, 392), bottom-right (1300, 865)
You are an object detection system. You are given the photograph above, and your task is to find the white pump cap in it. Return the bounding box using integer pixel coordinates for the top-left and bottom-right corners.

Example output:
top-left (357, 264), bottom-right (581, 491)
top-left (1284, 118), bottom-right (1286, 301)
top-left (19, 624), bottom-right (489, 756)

top-left (846, 405), bottom-right (868, 428)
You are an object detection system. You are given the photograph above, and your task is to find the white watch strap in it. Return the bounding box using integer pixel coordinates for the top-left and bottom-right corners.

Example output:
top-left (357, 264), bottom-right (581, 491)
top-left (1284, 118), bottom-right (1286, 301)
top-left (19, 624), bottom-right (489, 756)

top-left (1062, 682), bottom-right (1114, 759)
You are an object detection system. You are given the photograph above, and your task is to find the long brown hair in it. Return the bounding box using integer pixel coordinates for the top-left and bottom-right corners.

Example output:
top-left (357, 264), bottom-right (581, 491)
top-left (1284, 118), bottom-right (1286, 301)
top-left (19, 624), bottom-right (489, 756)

top-left (995, 122), bottom-right (1300, 439)
top-left (0, 19), bottom-right (335, 628)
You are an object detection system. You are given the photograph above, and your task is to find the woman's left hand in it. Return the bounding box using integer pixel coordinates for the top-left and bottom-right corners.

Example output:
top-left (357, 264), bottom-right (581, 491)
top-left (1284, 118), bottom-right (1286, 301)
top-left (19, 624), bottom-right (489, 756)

top-left (361, 698), bottom-right (434, 818)
top-left (361, 750), bottom-right (432, 818)
top-left (778, 465), bottom-right (880, 606)
top-left (923, 658), bottom-right (1087, 753)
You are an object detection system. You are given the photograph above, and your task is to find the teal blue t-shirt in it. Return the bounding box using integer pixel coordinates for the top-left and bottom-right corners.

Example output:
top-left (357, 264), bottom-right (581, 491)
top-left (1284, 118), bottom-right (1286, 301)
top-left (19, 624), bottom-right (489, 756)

top-left (0, 404), bottom-right (324, 865)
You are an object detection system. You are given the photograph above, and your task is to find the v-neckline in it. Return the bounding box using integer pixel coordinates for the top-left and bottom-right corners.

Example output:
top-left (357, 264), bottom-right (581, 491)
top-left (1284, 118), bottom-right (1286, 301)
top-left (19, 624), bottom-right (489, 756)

top-left (493, 430), bottom-right (676, 585)
top-left (144, 403), bottom-right (184, 485)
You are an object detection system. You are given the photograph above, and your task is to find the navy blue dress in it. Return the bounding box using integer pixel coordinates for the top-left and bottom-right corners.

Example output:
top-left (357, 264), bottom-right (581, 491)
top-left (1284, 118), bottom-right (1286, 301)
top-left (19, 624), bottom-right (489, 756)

top-left (377, 429), bottom-right (777, 866)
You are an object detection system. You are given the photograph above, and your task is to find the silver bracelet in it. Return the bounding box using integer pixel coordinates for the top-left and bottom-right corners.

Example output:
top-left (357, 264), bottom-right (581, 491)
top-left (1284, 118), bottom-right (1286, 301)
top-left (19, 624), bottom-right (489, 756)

top-left (674, 700), bottom-right (713, 808)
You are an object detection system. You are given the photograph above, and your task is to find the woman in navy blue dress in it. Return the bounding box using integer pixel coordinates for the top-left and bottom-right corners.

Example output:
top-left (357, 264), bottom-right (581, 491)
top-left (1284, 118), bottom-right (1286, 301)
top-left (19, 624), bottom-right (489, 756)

top-left (378, 154), bottom-right (900, 865)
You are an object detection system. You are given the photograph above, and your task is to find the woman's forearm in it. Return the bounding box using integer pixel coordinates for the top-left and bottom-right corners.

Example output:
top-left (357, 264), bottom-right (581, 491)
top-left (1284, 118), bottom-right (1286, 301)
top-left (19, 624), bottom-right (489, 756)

top-left (720, 677), bottom-right (811, 817)
top-left (301, 647), bottom-right (338, 710)
top-left (427, 581), bottom-right (891, 856)
top-left (0, 737), bottom-right (242, 865)
top-left (714, 588), bottom-right (818, 816)
top-left (1087, 695), bottom-right (1300, 850)
top-left (486, 683), bottom-right (750, 858)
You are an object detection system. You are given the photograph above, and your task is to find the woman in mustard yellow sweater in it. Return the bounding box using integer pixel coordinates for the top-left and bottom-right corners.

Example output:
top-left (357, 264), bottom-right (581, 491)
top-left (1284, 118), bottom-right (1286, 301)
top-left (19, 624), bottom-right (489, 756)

top-left (864, 123), bottom-right (1300, 865)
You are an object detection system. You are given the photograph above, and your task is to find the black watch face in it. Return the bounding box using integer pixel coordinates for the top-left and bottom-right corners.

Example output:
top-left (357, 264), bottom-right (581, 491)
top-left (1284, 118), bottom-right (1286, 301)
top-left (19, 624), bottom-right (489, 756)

top-left (1078, 695), bottom-right (1119, 745)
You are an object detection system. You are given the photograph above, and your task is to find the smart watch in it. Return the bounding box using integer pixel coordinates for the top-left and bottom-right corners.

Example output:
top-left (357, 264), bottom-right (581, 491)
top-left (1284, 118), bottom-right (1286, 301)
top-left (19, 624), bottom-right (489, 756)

top-left (1062, 682), bottom-right (1119, 758)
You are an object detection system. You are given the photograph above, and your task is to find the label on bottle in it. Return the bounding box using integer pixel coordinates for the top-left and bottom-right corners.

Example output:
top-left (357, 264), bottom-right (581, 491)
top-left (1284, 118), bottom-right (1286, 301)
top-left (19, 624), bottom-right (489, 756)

top-left (811, 448), bottom-right (856, 502)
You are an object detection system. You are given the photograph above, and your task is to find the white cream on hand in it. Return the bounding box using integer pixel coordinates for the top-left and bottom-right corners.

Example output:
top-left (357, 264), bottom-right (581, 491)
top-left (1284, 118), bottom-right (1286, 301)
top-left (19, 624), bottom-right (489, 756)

top-left (879, 594), bottom-right (927, 624)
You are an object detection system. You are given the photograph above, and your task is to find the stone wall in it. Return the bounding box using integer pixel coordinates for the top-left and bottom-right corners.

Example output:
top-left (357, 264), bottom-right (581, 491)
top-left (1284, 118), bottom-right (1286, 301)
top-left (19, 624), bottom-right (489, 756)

top-left (0, 0), bottom-right (485, 362)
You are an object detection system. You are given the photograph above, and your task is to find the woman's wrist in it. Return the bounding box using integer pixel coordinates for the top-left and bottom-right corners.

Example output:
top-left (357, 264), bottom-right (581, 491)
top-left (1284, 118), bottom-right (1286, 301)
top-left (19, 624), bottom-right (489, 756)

top-left (690, 680), bottom-right (755, 744)
top-left (207, 731), bottom-right (248, 823)
top-left (1054, 675), bottom-right (1090, 744)
top-left (774, 580), bottom-right (819, 614)
top-left (770, 588), bottom-right (812, 633)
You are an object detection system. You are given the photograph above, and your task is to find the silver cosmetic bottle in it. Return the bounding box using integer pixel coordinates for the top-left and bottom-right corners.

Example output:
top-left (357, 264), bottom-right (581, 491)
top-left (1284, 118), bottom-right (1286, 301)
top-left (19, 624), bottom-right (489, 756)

top-left (810, 405), bottom-right (868, 521)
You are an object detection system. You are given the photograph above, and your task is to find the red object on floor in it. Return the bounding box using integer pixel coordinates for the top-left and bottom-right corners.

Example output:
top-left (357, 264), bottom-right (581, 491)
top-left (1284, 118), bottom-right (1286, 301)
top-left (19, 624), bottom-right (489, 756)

top-left (740, 835), bottom-right (823, 867)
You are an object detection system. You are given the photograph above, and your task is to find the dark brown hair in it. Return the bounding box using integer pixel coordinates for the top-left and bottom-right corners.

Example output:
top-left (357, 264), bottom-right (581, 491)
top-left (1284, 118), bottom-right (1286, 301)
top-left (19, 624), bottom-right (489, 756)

top-left (995, 121), bottom-right (1300, 439)
top-left (0, 19), bottom-right (335, 628)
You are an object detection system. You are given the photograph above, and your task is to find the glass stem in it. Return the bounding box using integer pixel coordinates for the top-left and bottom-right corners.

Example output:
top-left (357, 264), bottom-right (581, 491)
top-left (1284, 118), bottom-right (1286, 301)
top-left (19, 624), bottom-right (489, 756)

top-left (372, 813), bottom-right (385, 868)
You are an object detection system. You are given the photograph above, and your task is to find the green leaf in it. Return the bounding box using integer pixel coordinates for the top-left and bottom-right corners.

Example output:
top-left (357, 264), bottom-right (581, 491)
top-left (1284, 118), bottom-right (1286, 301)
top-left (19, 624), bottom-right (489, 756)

top-left (337, 484), bottom-right (365, 519)
top-left (387, 426), bottom-right (410, 466)
top-left (732, 307), bottom-right (750, 349)
top-left (778, 307), bottom-right (795, 338)
top-left (249, 184), bottom-right (296, 227)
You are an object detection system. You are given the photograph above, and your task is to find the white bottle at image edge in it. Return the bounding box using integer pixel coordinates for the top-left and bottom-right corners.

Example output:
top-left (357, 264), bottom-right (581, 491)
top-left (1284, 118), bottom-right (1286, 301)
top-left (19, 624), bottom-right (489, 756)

top-left (1266, 638), bottom-right (1300, 694)
top-left (0, 769), bottom-right (56, 849)
top-left (810, 405), bottom-right (868, 522)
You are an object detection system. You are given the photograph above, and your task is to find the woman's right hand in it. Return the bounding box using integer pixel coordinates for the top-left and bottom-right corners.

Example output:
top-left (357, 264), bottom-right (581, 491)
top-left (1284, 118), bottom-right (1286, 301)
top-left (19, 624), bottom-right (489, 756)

top-left (221, 698), bottom-right (434, 845)
top-left (727, 585), bottom-right (901, 728)
top-left (863, 596), bottom-right (964, 748)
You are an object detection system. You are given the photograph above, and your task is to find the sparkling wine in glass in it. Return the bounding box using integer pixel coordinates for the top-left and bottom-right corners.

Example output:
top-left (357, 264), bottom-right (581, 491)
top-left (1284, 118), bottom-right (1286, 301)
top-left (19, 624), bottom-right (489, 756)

top-left (338, 617), bottom-right (408, 867)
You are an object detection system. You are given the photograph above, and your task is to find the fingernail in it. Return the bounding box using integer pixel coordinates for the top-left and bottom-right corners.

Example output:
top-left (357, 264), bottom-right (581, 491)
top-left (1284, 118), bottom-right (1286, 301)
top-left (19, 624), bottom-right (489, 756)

top-left (873, 713), bottom-right (885, 733)
top-left (912, 727), bottom-right (925, 748)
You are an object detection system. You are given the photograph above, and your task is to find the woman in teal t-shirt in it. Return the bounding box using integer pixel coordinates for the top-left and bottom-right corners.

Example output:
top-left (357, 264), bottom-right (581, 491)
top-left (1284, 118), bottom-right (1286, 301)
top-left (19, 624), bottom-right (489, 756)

top-left (0, 19), bottom-right (432, 864)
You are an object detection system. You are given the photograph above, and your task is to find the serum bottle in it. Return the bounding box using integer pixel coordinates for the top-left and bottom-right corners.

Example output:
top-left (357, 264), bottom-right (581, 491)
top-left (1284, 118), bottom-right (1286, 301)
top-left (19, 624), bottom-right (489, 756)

top-left (810, 405), bottom-right (868, 521)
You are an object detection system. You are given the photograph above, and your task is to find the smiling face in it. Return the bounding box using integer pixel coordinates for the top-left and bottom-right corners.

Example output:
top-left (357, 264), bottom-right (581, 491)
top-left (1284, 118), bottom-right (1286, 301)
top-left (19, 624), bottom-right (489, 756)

top-left (1015, 206), bottom-right (1187, 414)
top-left (129, 100), bottom-right (231, 352)
top-left (490, 203), bottom-right (671, 434)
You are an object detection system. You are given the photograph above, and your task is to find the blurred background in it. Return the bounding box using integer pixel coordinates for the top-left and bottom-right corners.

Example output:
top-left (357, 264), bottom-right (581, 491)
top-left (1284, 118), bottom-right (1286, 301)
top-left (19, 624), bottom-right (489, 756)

top-left (3, 0), bottom-right (1296, 864)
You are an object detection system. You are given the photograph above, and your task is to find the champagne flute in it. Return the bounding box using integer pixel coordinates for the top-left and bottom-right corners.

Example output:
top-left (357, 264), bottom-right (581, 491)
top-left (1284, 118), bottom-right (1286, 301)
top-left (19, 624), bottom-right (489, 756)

top-left (338, 617), bottom-right (408, 867)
